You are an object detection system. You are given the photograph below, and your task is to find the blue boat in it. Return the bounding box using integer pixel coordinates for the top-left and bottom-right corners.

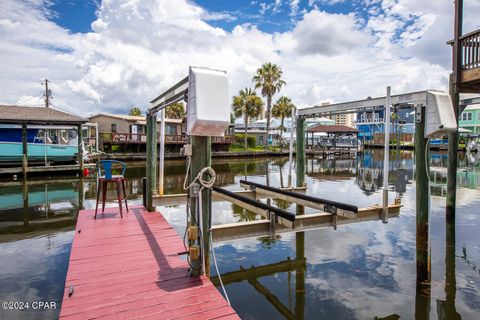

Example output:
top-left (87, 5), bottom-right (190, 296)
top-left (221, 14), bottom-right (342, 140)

top-left (0, 127), bottom-right (78, 164)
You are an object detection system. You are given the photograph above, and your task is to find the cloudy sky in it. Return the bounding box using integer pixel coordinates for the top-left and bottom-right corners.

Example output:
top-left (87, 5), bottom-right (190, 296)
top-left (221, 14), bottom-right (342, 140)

top-left (0, 0), bottom-right (479, 117)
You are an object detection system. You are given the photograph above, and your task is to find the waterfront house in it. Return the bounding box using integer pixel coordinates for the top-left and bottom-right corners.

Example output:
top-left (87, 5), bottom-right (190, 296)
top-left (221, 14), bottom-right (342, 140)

top-left (233, 118), bottom-right (280, 146)
top-left (355, 107), bottom-right (415, 142)
top-left (89, 113), bottom-right (184, 140)
top-left (459, 104), bottom-right (480, 135)
top-left (90, 113), bottom-right (232, 152)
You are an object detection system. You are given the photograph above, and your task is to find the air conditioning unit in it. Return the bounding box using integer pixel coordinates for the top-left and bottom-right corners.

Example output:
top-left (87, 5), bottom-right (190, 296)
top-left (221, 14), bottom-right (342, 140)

top-left (424, 91), bottom-right (457, 138)
top-left (187, 67), bottom-right (230, 136)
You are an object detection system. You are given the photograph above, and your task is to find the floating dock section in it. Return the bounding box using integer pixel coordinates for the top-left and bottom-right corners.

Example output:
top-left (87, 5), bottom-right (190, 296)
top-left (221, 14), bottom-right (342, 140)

top-left (59, 205), bottom-right (238, 320)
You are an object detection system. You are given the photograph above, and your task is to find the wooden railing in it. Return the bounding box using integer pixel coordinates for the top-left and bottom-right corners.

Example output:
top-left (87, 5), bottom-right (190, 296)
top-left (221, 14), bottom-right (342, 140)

top-left (100, 132), bottom-right (233, 144)
top-left (461, 29), bottom-right (480, 69)
top-left (449, 29), bottom-right (480, 70)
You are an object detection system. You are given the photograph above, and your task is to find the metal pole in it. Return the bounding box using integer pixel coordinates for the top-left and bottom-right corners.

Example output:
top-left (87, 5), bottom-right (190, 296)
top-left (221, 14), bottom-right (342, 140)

top-left (382, 86), bottom-right (391, 222)
top-left (288, 107), bottom-right (296, 188)
top-left (158, 108), bottom-right (166, 196)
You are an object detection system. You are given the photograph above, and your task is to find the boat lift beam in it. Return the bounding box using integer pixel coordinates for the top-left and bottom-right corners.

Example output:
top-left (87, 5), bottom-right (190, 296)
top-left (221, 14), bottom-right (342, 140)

top-left (239, 179), bottom-right (358, 218)
top-left (212, 186), bottom-right (296, 228)
top-left (211, 203), bottom-right (401, 242)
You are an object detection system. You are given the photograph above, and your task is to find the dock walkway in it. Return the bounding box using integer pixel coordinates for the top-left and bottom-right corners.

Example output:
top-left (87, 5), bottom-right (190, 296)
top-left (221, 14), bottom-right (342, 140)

top-left (60, 205), bottom-right (238, 320)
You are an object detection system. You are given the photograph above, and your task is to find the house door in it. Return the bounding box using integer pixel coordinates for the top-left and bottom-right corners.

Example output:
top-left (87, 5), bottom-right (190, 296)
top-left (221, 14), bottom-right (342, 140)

top-left (131, 125), bottom-right (138, 141)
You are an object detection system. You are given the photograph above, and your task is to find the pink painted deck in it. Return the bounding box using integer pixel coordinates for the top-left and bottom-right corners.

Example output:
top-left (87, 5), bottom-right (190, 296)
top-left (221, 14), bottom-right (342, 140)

top-left (60, 205), bottom-right (239, 320)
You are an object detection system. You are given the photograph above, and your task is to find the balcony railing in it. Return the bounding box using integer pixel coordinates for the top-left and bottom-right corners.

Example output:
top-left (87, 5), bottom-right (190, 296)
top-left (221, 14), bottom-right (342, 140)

top-left (460, 29), bottom-right (480, 70)
top-left (353, 118), bottom-right (384, 124)
top-left (100, 132), bottom-right (233, 144)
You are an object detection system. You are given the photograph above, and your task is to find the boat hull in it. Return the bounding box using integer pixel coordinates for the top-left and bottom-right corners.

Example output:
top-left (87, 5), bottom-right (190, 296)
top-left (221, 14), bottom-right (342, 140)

top-left (0, 142), bottom-right (77, 164)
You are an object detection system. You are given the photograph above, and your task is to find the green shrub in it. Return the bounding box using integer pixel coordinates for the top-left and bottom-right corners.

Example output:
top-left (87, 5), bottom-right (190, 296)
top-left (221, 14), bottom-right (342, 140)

top-left (233, 134), bottom-right (256, 148)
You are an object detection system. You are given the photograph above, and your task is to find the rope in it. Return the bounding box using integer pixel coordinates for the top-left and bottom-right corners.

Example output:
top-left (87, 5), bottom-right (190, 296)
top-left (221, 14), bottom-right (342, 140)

top-left (210, 231), bottom-right (231, 306)
top-left (425, 138), bottom-right (431, 182)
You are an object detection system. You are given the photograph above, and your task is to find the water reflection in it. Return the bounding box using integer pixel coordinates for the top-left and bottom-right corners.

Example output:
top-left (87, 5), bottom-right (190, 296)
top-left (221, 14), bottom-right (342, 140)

top-left (0, 179), bottom-right (83, 236)
top-left (1, 150), bottom-right (479, 319)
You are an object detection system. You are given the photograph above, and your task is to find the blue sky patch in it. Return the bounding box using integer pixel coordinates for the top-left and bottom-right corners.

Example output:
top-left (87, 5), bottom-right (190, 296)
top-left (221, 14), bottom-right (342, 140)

top-left (49, 0), bottom-right (99, 33)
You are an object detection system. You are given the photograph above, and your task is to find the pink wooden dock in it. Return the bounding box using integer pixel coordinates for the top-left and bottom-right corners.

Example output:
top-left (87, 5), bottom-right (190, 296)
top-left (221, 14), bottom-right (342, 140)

top-left (60, 205), bottom-right (239, 320)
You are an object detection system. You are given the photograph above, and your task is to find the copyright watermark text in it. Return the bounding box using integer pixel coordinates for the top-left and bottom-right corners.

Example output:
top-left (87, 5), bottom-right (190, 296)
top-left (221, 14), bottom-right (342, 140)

top-left (1, 301), bottom-right (57, 310)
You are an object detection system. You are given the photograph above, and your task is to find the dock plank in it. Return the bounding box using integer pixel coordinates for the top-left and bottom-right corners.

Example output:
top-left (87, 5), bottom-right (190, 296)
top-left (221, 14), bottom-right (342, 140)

top-left (60, 205), bottom-right (239, 320)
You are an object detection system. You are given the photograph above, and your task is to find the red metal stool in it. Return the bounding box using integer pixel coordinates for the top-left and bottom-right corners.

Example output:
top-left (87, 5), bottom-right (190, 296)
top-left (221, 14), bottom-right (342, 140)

top-left (95, 160), bottom-right (129, 219)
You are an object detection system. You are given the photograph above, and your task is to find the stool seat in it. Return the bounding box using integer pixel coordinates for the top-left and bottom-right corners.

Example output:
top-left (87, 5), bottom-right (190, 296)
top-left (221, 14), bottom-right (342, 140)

top-left (99, 175), bottom-right (124, 181)
top-left (95, 160), bottom-right (129, 219)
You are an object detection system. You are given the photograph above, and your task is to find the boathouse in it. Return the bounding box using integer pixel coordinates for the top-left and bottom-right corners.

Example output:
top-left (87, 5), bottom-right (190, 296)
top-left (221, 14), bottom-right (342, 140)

top-left (0, 105), bottom-right (87, 175)
top-left (305, 124), bottom-right (359, 150)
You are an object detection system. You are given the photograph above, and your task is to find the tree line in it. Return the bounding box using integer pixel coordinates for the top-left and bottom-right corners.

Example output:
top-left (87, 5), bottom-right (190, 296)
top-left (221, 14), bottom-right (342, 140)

top-left (233, 62), bottom-right (294, 150)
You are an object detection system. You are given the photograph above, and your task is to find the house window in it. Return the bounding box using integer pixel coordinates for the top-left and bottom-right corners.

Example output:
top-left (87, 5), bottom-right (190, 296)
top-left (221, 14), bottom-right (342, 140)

top-left (111, 123), bottom-right (117, 133)
top-left (461, 112), bottom-right (472, 121)
top-left (166, 124), bottom-right (177, 135)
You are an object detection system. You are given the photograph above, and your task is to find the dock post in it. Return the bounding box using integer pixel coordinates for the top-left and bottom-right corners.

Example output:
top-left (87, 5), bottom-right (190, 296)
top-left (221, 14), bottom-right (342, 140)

top-left (288, 108), bottom-right (296, 188)
top-left (382, 86), bottom-right (391, 223)
top-left (78, 176), bottom-right (84, 211)
top-left (295, 116), bottom-right (305, 188)
top-left (158, 108), bottom-right (166, 196)
top-left (190, 136), bottom-right (212, 277)
top-left (447, 0), bottom-right (463, 217)
top-left (22, 123), bottom-right (28, 178)
top-left (142, 177), bottom-right (147, 208)
top-left (22, 178), bottom-right (29, 229)
top-left (146, 113), bottom-right (158, 211)
top-left (446, 79), bottom-right (459, 217)
top-left (77, 124), bottom-right (84, 172)
top-left (295, 231), bottom-right (305, 319)
top-left (415, 103), bottom-right (431, 312)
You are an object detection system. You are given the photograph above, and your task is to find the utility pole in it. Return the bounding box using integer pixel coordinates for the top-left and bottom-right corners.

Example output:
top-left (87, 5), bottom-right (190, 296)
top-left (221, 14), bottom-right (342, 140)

top-left (43, 79), bottom-right (50, 108)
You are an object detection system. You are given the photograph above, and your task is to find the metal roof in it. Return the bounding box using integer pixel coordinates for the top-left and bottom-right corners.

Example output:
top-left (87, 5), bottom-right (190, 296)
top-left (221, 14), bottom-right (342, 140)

top-left (0, 105), bottom-right (87, 124)
top-left (306, 124), bottom-right (358, 133)
top-left (297, 90), bottom-right (439, 118)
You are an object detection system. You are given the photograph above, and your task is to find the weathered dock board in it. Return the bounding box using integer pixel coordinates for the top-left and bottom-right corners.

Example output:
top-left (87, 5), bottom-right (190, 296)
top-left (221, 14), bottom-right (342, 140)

top-left (60, 205), bottom-right (238, 320)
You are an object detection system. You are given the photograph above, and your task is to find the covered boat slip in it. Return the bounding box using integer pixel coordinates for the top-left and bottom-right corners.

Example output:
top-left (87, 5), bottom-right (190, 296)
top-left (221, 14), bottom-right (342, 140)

top-left (0, 105), bottom-right (88, 176)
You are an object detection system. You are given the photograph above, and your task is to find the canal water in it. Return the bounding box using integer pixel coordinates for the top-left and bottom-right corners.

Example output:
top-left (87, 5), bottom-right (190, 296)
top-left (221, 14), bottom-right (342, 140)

top-left (0, 150), bottom-right (479, 319)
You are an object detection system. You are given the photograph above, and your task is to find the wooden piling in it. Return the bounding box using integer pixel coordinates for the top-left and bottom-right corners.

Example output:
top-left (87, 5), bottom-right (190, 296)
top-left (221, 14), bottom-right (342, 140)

top-left (22, 178), bottom-right (29, 229)
top-left (190, 136), bottom-right (212, 277)
top-left (22, 123), bottom-right (28, 178)
top-left (145, 113), bottom-right (157, 211)
top-left (295, 117), bottom-right (305, 188)
top-left (447, 0), bottom-right (463, 217)
top-left (77, 124), bottom-right (84, 172)
top-left (415, 104), bottom-right (431, 297)
top-left (446, 79), bottom-right (459, 216)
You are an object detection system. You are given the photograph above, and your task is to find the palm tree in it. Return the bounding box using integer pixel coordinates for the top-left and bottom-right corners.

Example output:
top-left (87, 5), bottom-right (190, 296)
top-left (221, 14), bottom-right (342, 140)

top-left (232, 88), bottom-right (264, 149)
top-left (272, 96), bottom-right (294, 152)
top-left (252, 63), bottom-right (286, 150)
top-left (128, 106), bottom-right (142, 116)
top-left (165, 102), bottom-right (186, 119)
